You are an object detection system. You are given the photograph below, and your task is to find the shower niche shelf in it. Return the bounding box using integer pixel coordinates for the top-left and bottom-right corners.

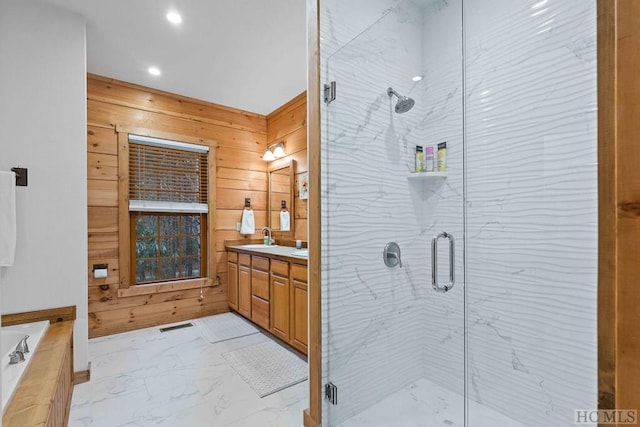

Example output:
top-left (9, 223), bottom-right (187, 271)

top-left (406, 171), bottom-right (447, 181)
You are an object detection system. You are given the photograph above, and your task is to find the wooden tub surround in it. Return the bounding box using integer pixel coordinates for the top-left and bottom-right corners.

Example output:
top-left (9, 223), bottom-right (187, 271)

top-left (2, 307), bottom-right (77, 427)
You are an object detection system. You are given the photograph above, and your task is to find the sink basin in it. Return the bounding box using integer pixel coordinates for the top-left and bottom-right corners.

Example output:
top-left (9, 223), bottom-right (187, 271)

top-left (239, 244), bottom-right (279, 249)
top-left (291, 249), bottom-right (308, 257)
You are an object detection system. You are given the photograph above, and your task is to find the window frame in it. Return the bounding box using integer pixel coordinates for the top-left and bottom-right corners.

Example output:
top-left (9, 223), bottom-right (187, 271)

top-left (117, 128), bottom-right (216, 290)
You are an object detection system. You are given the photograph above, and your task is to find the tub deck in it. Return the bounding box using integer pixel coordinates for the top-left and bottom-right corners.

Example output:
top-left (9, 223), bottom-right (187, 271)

top-left (2, 321), bottom-right (74, 427)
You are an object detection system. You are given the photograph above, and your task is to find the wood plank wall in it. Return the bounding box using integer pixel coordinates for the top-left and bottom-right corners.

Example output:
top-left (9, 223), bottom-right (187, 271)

top-left (597, 0), bottom-right (640, 416)
top-left (266, 92), bottom-right (308, 241)
top-left (87, 74), bottom-right (277, 337)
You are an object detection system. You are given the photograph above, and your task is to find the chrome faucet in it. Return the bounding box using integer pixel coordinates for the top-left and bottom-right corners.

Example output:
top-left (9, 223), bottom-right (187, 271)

top-left (9, 350), bottom-right (25, 365)
top-left (16, 335), bottom-right (29, 354)
top-left (261, 227), bottom-right (274, 245)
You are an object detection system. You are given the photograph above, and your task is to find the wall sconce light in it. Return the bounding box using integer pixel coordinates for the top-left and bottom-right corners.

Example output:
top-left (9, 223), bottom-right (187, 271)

top-left (262, 142), bottom-right (286, 161)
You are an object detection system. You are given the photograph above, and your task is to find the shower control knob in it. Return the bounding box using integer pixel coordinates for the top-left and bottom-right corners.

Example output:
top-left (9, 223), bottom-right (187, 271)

top-left (383, 242), bottom-right (402, 268)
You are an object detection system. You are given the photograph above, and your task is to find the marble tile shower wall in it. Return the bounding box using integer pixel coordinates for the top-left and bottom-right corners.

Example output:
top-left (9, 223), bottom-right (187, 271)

top-left (321, 1), bottom-right (441, 424)
top-left (464, 0), bottom-right (597, 426)
top-left (320, 0), bottom-right (598, 426)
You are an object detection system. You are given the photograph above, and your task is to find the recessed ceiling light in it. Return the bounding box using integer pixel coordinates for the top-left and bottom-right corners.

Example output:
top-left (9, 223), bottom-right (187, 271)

top-left (148, 66), bottom-right (161, 76)
top-left (412, 75), bottom-right (423, 82)
top-left (166, 11), bottom-right (182, 24)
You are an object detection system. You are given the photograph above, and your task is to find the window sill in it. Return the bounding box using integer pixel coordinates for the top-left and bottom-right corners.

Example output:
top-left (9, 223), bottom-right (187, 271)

top-left (118, 277), bottom-right (216, 298)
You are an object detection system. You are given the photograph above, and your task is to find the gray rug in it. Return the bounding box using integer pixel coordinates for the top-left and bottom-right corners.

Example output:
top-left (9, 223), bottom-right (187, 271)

top-left (194, 313), bottom-right (259, 344)
top-left (222, 340), bottom-right (308, 397)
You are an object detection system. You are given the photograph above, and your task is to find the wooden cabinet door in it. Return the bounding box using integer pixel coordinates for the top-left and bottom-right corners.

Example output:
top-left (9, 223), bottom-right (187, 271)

top-left (290, 279), bottom-right (308, 354)
top-left (270, 275), bottom-right (290, 342)
top-left (238, 264), bottom-right (252, 318)
top-left (227, 261), bottom-right (238, 311)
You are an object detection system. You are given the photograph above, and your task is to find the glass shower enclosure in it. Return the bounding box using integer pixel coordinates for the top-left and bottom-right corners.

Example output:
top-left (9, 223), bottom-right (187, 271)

top-left (320, 0), bottom-right (598, 426)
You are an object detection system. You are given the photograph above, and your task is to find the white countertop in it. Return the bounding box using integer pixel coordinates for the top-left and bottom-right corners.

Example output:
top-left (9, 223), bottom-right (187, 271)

top-left (226, 244), bottom-right (308, 261)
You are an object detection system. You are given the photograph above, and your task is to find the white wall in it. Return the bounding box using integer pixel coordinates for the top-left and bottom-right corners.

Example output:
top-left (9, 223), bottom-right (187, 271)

top-left (0, 0), bottom-right (88, 371)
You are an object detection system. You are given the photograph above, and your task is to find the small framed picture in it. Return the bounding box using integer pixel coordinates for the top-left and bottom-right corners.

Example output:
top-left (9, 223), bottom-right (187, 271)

top-left (299, 172), bottom-right (309, 200)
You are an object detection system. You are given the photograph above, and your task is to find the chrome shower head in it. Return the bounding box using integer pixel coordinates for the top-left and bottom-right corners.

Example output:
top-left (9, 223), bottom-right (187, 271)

top-left (387, 87), bottom-right (415, 114)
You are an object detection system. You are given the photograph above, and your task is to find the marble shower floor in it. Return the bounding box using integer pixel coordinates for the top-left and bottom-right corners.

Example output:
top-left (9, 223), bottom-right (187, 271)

top-left (338, 378), bottom-right (527, 427)
top-left (68, 316), bottom-right (308, 427)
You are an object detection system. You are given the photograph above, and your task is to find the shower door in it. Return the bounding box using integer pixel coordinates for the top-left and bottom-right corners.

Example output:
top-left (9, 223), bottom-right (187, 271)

top-left (321, 0), bottom-right (466, 425)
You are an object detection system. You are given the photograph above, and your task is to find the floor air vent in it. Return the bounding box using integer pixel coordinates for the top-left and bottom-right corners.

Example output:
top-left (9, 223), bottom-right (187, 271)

top-left (159, 322), bottom-right (194, 333)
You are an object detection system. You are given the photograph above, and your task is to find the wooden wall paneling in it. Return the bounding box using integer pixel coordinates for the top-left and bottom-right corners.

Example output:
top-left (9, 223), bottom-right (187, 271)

top-left (87, 152), bottom-right (118, 181)
top-left (267, 92), bottom-right (307, 142)
top-left (305, 1), bottom-right (321, 425)
top-left (87, 75), bottom-right (268, 135)
top-left (208, 146), bottom-right (217, 280)
top-left (216, 210), bottom-right (268, 234)
top-left (87, 180), bottom-right (118, 206)
top-left (267, 92), bottom-right (308, 242)
top-left (597, 0), bottom-right (616, 411)
top-left (216, 188), bottom-right (267, 210)
top-left (87, 239), bottom-right (118, 260)
top-left (612, 0), bottom-right (640, 415)
top-left (89, 294), bottom-right (228, 337)
top-left (217, 167), bottom-right (268, 183)
top-left (88, 286), bottom-right (214, 313)
top-left (88, 99), bottom-right (266, 153)
top-left (87, 258), bottom-right (119, 286)
top-left (87, 126), bottom-right (118, 155)
top-left (117, 132), bottom-right (130, 289)
top-left (87, 75), bottom-right (276, 337)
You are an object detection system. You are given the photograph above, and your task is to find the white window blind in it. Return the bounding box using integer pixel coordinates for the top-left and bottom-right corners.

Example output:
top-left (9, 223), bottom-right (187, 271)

top-left (128, 136), bottom-right (209, 213)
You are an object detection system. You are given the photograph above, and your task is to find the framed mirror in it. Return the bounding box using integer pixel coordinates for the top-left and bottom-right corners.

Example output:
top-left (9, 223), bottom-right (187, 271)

top-left (268, 159), bottom-right (295, 237)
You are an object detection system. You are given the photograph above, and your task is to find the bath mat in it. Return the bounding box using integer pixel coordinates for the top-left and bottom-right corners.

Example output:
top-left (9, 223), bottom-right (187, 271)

top-left (222, 340), bottom-right (308, 397)
top-left (193, 313), bottom-right (259, 344)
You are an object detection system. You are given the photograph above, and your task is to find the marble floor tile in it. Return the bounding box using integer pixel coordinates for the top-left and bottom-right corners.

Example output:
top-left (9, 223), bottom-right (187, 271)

top-left (69, 316), bottom-right (308, 427)
top-left (338, 377), bottom-right (527, 427)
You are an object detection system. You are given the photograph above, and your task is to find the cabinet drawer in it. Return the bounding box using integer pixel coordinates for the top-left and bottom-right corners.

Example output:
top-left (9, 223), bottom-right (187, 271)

top-left (271, 259), bottom-right (289, 278)
top-left (252, 270), bottom-right (269, 300)
top-left (252, 256), bottom-right (269, 272)
top-left (251, 296), bottom-right (270, 330)
top-left (290, 263), bottom-right (308, 283)
top-left (227, 251), bottom-right (238, 263)
top-left (239, 253), bottom-right (251, 267)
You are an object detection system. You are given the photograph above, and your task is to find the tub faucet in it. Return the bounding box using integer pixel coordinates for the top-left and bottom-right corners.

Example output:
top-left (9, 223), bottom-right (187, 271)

top-left (9, 350), bottom-right (25, 365)
top-left (261, 227), bottom-right (274, 245)
top-left (16, 335), bottom-right (29, 354)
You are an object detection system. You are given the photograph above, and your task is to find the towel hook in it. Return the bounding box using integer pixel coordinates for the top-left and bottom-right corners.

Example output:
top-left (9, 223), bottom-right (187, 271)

top-left (281, 200), bottom-right (287, 210)
top-left (244, 198), bottom-right (251, 209)
top-left (10, 167), bottom-right (27, 187)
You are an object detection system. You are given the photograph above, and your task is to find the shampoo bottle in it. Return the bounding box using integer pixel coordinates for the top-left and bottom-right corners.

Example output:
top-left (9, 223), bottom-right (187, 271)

top-left (415, 146), bottom-right (424, 172)
top-left (437, 142), bottom-right (447, 171)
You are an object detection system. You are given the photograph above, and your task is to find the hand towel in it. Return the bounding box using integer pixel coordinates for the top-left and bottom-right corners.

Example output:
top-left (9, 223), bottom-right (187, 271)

top-left (280, 210), bottom-right (290, 231)
top-left (240, 208), bottom-right (255, 235)
top-left (0, 171), bottom-right (17, 267)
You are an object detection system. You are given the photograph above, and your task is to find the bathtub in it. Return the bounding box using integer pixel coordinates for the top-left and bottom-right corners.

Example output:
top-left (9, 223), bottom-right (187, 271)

top-left (1, 320), bottom-right (49, 412)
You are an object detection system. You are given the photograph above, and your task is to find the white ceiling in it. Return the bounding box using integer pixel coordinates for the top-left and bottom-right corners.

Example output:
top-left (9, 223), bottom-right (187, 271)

top-left (42, 0), bottom-right (307, 115)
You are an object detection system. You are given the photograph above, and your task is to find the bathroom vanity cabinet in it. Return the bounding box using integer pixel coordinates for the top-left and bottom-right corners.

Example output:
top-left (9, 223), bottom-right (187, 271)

top-left (226, 245), bottom-right (308, 355)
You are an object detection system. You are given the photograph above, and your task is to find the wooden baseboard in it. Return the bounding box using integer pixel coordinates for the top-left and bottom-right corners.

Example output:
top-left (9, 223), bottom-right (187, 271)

top-left (74, 362), bottom-right (91, 385)
top-left (1, 306), bottom-right (76, 327)
top-left (303, 409), bottom-right (319, 427)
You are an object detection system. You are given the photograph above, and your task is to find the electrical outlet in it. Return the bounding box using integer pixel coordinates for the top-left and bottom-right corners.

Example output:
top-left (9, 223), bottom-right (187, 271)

top-left (236, 222), bottom-right (242, 231)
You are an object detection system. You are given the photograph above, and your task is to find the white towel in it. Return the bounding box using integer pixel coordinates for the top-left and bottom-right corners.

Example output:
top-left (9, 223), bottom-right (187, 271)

top-left (0, 171), bottom-right (17, 267)
top-left (280, 210), bottom-right (290, 231)
top-left (240, 208), bottom-right (255, 235)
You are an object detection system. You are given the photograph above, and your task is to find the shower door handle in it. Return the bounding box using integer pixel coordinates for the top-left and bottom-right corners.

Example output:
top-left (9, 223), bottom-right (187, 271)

top-left (431, 232), bottom-right (455, 292)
